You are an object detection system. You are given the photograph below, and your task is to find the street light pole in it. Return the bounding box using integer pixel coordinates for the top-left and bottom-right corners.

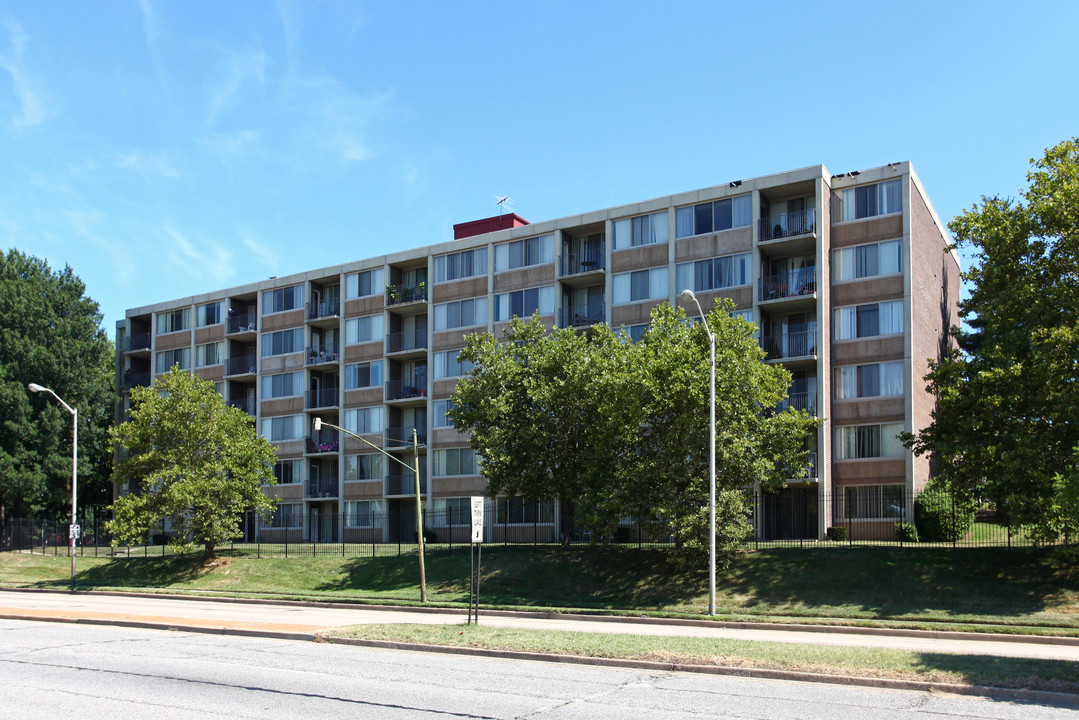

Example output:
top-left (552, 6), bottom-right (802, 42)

top-left (679, 290), bottom-right (716, 616)
top-left (313, 417), bottom-right (427, 602)
top-left (28, 383), bottom-right (78, 591)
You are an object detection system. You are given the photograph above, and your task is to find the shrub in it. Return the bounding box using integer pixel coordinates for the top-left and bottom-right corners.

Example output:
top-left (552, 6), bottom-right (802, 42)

top-left (894, 522), bottom-right (919, 543)
top-left (826, 526), bottom-right (846, 542)
top-left (914, 486), bottom-right (977, 542)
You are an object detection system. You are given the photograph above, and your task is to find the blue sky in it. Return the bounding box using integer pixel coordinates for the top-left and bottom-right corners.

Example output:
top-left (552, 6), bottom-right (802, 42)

top-left (1, 1), bottom-right (1077, 338)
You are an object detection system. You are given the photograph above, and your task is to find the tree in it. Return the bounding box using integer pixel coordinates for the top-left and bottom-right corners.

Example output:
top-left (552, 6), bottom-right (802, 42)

top-left (909, 139), bottom-right (1079, 540)
top-left (0, 249), bottom-right (115, 521)
top-left (108, 367), bottom-right (278, 556)
top-left (451, 302), bottom-right (818, 563)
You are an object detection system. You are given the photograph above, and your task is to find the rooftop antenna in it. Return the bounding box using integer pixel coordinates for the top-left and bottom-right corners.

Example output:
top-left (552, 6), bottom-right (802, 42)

top-left (494, 194), bottom-right (515, 218)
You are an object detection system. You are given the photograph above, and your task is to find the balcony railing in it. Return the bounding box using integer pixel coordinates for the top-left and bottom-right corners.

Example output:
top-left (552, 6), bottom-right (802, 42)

top-left (385, 472), bottom-right (428, 496)
top-left (386, 283), bottom-right (427, 306)
top-left (385, 426), bottom-right (427, 446)
top-left (226, 312), bottom-right (257, 334)
top-left (229, 397), bottom-right (256, 416)
top-left (126, 333), bottom-right (151, 351)
top-left (307, 299), bottom-right (341, 321)
top-left (226, 355), bottom-right (257, 376)
top-left (559, 247), bottom-right (605, 276)
top-left (386, 330), bottom-right (427, 353)
top-left (386, 378), bottom-right (428, 401)
top-left (306, 346), bottom-right (340, 366)
top-left (306, 388), bottom-right (339, 409)
top-left (759, 208), bottom-right (816, 242)
top-left (776, 391), bottom-right (818, 416)
top-left (759, 268), bottom-right (817, 301)
top-left (559, 303), bottom-right (605, 329)
top-left (123, 370), bottom-right (151, 389)
top-left (305, 430), bottom-right (340, 454)
top-left (779, 452), bottom-right (818, 480)
top-left (306, 477), bottom-right (340, 498)
top-left (760, 331), bottom-right (817, 361)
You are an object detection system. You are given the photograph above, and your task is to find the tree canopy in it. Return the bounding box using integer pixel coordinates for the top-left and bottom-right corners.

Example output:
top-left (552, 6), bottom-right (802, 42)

top-left (909, 138), bottom-right (1079, 540)
top-left (108, 367), bottom-right (278, 556)
top-left (0, 249), bottom-right (115, 520)
top-left (451, 301), bottom-right (818, 564)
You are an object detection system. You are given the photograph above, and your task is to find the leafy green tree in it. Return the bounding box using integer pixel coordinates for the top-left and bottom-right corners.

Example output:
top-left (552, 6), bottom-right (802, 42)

top-left (451, 302), bottom-right (818, 564)
top-left (909, 139), bottom-right (1079, 540)
top-left (0, 249), bottom-right (115, 521)
top-left (108, 367), bottom-right (278, 556)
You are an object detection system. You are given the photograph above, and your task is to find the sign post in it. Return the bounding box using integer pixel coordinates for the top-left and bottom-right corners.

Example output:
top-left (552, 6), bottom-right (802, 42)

top-left (467, 496), bottom-right (484, 625)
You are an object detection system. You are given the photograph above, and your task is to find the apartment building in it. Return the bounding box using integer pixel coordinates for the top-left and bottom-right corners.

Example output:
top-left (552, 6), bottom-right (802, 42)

top-left (115, 162), bottom-right (959, 543)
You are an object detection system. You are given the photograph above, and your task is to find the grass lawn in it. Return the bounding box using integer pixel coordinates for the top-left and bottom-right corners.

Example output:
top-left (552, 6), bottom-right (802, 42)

top-left (324, 624), bottom-right (1079, 694)
top-left (2, 545), bottom-right (1078, 634)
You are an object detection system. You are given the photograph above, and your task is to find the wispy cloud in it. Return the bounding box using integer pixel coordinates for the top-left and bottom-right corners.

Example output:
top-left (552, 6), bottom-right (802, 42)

top-left (238, 226), bottom-right (280, 271)
top-left (116, 151), bottom-right (180, 179)
top-left (206, 46), bottom-right (269, 125)
top-left (197, 129), bottom-right (260, 161)
top-left (0, 18), bottom-right (48, 132)
top-left (276, 0), bottom-right (299, 77)
top-left (65, 209), bottom-right (136, 285)
top-left (137, 0), bottom-right (169, 92)
top-left (162, 224), bottom-right (234, 285)
top-left (306, 82), bottom-right (392, 165)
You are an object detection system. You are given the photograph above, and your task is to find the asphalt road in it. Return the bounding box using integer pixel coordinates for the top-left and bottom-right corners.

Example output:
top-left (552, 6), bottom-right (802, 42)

top-left (3, 620), bottom-right (1076, 720)
top-left (1, 589), bottom-right (1078, 662)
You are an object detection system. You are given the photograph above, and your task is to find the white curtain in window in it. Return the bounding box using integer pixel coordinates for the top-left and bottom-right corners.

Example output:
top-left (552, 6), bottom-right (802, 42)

top-left (835, 366), bottom-right (858, 399)
top-left (732, 195), bottom-right (752, 228)
top-left (879, 300), bottom-right (904, 335)
top-left (841, 188), bottom-right (856, 222)
top-left (650, 212), bottom-right (669, 244)
top-left (675, 263), bottom-right (693, 294)
top-left (880, 179), bottom-right (902, 215)
top-left (675, 207), bottom-right (694, 238)
top-left (833, 247), bottom-right (853, 282)
top-left (612, 273), bottom-right (631, 305)
top-left (881, 361), bottom-right (904, 396)
top-left (649, 267), bottom-right (668, 299)
top-left (881, 423), bottom-right (905, 457)
top-left (879, 239), bottom-right (902, 275)
top-left (833, 307), bottom-right (857, 340)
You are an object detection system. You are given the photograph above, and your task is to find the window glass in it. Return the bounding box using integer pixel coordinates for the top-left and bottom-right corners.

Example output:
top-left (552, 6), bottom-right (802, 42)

top-left (197, 301), bottom-right (223, 327)
top-left (195, 342), bottom-right (224, 367)
top-left (433, 298), bottom-right (487, 330)
top-left (344, 454), bottom-right (384, 481)
top-left (345, 315), bottom-right (384, 344)
top-left (345, 361), bottom-right (383, 389)
top-left (434, 248), bottom-right (487, 283)
top-left (262, 285), bottom-right (303, 314)
top-left (262, 371), bottom-right (303, 399)
top-left (345, 268), bottom-right (384, 299)
top-left (261, 328), bottom-right (303, 356)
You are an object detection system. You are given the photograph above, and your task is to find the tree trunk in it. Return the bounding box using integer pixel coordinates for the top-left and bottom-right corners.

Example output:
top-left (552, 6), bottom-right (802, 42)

top-left (204, 541), bottom-right (215, 558)
top-left (560, 497), bottom-right (575, 547)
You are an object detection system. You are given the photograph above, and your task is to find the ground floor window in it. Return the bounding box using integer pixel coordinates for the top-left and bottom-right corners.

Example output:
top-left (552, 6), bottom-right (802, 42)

top-left (494, 497), bottom-right (555, 525)
top-left (833, 484), bottom-right (905, 520)
top-left (261, 502), bottom-right (302, 529)
top-left (344, 500), bottom-right (383, 528)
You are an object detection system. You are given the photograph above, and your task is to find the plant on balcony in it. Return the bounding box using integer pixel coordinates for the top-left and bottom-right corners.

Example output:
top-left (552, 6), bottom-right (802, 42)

top-left (417, 280), bottom-right (427, 300)
top-left (385, 284), bottom-right (402, 305)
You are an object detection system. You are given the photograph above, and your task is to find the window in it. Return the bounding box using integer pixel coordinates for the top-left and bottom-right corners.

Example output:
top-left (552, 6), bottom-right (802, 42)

top-left (344, 406), bottom-right (383, 435)
top-left (433, 447), bottom-right (480, 476)
top-left (260, 414), bottom-right (304, 442)
top-left (262, 371), bottom-right (303, 399)
top-left (627, 324), bottom-right (649, 343)
top-left (835, 484), bottom-right (905, 520)
top-left (273, 459), bottom-right (303, 485)
top-left (494, 285), bottom-right (555, 321)
top-left (345, 453), bottom-right (384, 481)
top-left (675, 194), bottom-right (752, 238)
top-left (262, 285), bottom-right (303, 314)
top-left (155, 347), bottom-right (190, 373)
top-left (494, 235), bottom-right (554, 271)
top-left (434, 248), bottom-right (487, 283)
top-left (345, 268), bottom-right (385, 299)
top-left (261, 328), bottom-right (304, 356)
top-left (195, 341), bottom-right (224, 368)
top-left (495, 497), bottom-right (554, 524)
top-left (675, 252), bottom-right (751, 293)
top-left (197, 301), bottom-right (223, 327)
top-left (344, 500), bottom-right (383, 527)
top-left (345, 361), bottom-right (383, 389)
top-left (834, 361), bottom-right (904, 399)
top-left (833, 300), bottom-right (903, 340)
top-left (835, 423), bottom-right (904, 460)
top-left (833, 239), bottom-right (903, 281)
top-left (433, 398), bottom-right (455, 427)
top-left (731, 309), bottom-right (754, 324)
top-left (431, 497), bottom-right (471, 526)
top-left (345, 315), bottom-right (384, 344)
top-left (612, 211), bottom-right (669, 250)
top-left (433, 298), bottom-right (487, 330)
top-left (261, 502), bottom-right (302, 529)
top-left (613, 267), bottom-right (668, 305)
top-left (837, 179), bottom-right (903, 222)
top-left (155, 308), bottom-right (189, 335)
top-left (433, 350), bottom-right (474, 379)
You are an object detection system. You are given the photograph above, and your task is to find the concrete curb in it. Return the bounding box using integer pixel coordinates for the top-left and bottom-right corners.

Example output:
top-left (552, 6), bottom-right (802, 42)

top-left (3, 586), bottom-right (1077, 648)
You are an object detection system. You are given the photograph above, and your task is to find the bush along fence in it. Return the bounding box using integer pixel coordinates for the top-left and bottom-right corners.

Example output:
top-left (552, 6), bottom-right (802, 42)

top-left (1, 488), bottom-right (1067, 557)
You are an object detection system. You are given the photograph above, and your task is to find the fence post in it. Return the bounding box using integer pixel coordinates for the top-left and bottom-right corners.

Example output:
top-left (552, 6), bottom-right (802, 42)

top-left (951, 490), bottom-right (957, 549)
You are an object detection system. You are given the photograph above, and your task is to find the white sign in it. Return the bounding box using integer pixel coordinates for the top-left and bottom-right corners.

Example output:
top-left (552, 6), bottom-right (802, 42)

top-left (69, 524), bottom-right (81, 540)
top-left (470, 496), bottom-right (484, 544)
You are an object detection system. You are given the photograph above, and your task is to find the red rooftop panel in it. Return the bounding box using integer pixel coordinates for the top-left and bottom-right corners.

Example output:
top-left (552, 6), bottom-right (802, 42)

top-left (453, 213), bottom-right (530, 240)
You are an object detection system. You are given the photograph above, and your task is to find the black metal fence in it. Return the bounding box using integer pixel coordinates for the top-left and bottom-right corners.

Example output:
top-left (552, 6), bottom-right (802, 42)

top-left (1, 489), bottom-right (1067, 558)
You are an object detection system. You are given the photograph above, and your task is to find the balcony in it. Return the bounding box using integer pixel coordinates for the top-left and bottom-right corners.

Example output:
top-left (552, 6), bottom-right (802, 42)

top-left (386, 330), bottom-right (427, 354)
top-left (760, 331), bottom-right (818, 361)
top-left (759, 208), bottom-right (816, 242)
top-left (776, 391), bottom-right (818, 416)
top-left (559, 247), bottom-right (605, 276)
top-left (386, 283), bottom-right (427, 306)
top-left (386, 378), bottom-right (428, 402)
top-left (305, 429), bottom-right (340, 454)
top-left (126, 333), bottom-right (151, 352)
top-left (226, 355), bottom-right (257, 377)
top-left (306, 388), bottom-right (339, 410)
top-left (122, 370), bottom-right (151, 389)
top-left (759, 268), bottom-right (818, 302)
top-left (306, 476), bottom-right (340, 498)
top-left (385, 472), bottom-right (428, 497)
top-left (780, 452), bottom-right (818, 481)
top-left (226, 312), bottom-right (257, 335)
top-left (385, 426), bottom-right (427, 446)
top-left (559, 303), bottom-right (605, 329)
top-left (306, 346), bottom-right (340, 367)
top-left (306, 299), bottom-right (341, 322)
top-left (229, 397), bottom-right (256, 416)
